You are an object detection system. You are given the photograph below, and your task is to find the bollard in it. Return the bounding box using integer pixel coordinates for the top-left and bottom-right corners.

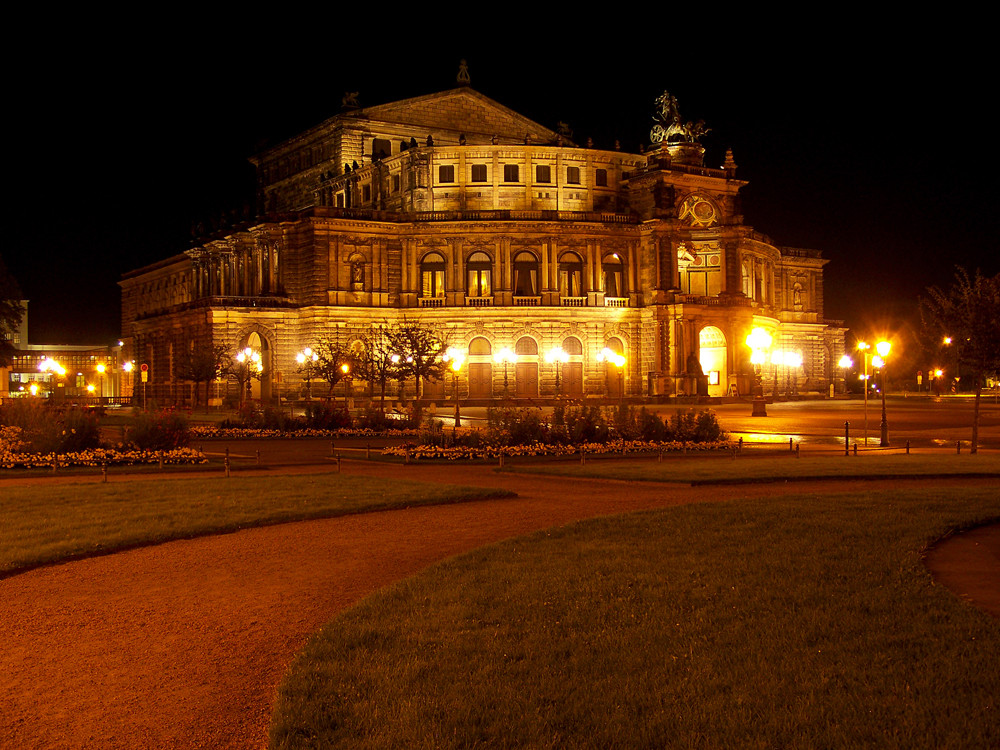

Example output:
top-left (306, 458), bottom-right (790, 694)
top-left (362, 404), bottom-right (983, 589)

top-left (905, 440), bottom-right (910, 454)
top-left (256, 449), bottom-right (261, 467)
top-left (580, 448), bottom-right (586, 466)
top-left (366, 443), bottom-right (371, 460)
top-left (331, 440), bottom-right (336, 457)
top-left (658, 449), bottom-right (663, 463)
top-left (844, 421), bottom-right (850, 456)
top-left (404, 449), bottom-right (410, 464)
top-left (224, 455), bottom-right (231, 478)
top-left (499, 453), bottom-right (505, 468)
top-left (738, 436), bottom-right (743, 454)
top-left (158, 451), bottom-right (164, 471)
top-left (795, 443), bottom-right (800, 458)
top-left (102, 463), bottom-right (108, 483)
top-left (52, 459), bottom-right (57, 475)
top-left (789, 437), bottom-right (793, 452)
top-left (336, 456), bottom-right (341, 472)
top-left (957, 440), bottom-right (961, 454)
top-left (853, 443), bottom-right (858, 456)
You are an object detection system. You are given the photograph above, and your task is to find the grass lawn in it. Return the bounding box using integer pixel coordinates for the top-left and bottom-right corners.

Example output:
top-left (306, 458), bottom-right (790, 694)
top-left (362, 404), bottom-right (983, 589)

top-left (0, 474), bottom-right (512, 577)
top-left (505, 453), bottom-right (1000, 484)
top-left (270, 487), bottom-right (1000, 749)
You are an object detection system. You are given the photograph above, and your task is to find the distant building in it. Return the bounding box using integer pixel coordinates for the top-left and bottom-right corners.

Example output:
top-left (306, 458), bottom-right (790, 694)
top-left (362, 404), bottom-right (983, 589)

top-left (1, 301), bottom-right (125, 402)
top-left (120, 74), bottom-right (846, 405)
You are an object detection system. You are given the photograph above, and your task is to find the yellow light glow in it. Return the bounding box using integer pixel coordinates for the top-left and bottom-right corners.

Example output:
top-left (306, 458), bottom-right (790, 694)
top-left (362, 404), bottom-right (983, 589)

top-left (86, 384), bottom-right (95, 393)
top-left (838, 355), bottom-right (853, 369)
top-left (943, 336), bottom-right (952, 345)
top-left (29, 383), bottom-right (39, 395)
top-left (96, 363), bottom-right (106, 374)
top-left (123, 361), bottom-right (134, 372)
top-left (876, 340), bottom-right (891, 358)
top-left (934, 368), bottom-right (943, 377)
top-left (745, 328), bottom-right (773, 352)
top-left (545, 346), bottom-right (569, 364)
top-left (872, 355), bottom-right (884, 369)
top-left (340, 363), bottom-right (350, 374)
top-left (494, 347), bottom-right (516, 365)
top-left (856, 341), bottom-right (870, 352)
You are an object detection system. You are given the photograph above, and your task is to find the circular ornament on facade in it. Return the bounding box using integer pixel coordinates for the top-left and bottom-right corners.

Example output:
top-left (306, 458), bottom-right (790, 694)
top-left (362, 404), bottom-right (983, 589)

top-left (679, 195), bottom-right (718, 227)
top-left (693, 255), bottom-right (704, 266)
top-left (709, 254), bottom-right (720, 266)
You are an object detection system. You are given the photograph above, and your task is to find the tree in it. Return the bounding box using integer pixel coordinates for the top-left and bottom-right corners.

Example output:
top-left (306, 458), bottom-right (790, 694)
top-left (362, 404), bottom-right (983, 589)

top-left (920, 267), bottom-right (1000, 454)
top-left (0, 255), bottom-right (24, 368)
top-left (228, 346), bottom-right (264, 407)
top-left (353, 325), bottom-right (399, 413)
top-left (177, 343), bottom-right (229, 409)
top-left (388, 319), bottom-right (447, 400)
top-left (313, 338), bottom-right (354, 398)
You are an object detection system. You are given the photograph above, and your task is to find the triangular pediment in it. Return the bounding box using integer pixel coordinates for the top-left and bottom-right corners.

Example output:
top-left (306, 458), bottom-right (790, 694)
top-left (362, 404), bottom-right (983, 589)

top-left (356, 88), bottom-right (562, 143)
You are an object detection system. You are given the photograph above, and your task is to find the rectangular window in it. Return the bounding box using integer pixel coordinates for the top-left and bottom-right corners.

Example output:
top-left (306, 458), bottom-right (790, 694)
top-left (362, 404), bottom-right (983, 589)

top-left (595, 168), bottom-right (608, 187)
top-left (535, 165), bottom-right (551, 183)
top-left (422, 270), bottom-right (445, 298)
top-left (372, 138), bottom-right (391, 159)
top-left (503, 164), bottom-right (519, 182)
top-left (471, 164), bottom-right (487, 182)
top-left (362, 184), bottom-right (371, 202)
top-left (392, 174), bottom-right (400, 193)
top-left (566, 166), bottom-right (581, 184)
top-left (467, 269), bottom-right (492, 297)
top-left (438, 164), bottom-right (455, 183)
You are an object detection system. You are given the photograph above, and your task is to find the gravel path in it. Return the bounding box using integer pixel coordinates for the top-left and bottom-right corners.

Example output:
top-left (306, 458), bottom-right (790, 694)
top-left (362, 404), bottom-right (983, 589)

top-left (0, 462), bottom-right (996, 749)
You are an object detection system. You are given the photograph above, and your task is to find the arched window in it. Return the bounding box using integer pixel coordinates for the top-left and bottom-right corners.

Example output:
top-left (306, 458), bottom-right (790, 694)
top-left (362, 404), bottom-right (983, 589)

top-left (469, 337), bottom-right (492, 356)
top-left (466, 252), bottom-right (492, 297)
top-left (559, 252), bottom-right (584, 297)
top-left (515, 337), bottom-right (538, 356)
top-left (513, 252), bottom-right (539, 297)
top-left (562, 337), bottom-right (583, 356)
top-left (603, 254), bottom-right (625, 297)
top-left (420, 252), bottom-right (446, 298)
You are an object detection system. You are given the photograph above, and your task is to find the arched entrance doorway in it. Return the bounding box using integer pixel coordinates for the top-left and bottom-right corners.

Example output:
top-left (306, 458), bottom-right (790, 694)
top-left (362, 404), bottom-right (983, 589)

top-left (514, 337), bottom-right (539, 398)
top-left (604, 337), bottom-right (625, 399)
top-left (698, 326), bottom-right (727, 397)
top-left (245, 331), bottom-right (272, 402)
top-left (467, 337), bottom-right (493, 399)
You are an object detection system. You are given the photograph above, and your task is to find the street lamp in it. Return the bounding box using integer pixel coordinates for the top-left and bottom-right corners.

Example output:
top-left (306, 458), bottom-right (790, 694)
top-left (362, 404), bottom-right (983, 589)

top-left (598, 347), bottom-right (626, 403)
top-left (745, 327), bottom-right (772, 416)
top-left (443, 346), bottom-right (465, 428)
top-left (494, 346), bottom-right (516, 397)
top-left (341, 362), bottom-right (351, 404)
top-left (856, 341), bottom-right (872, 445)
top-left (295, 347), bottom-right (319, 399)
top-left (96, 363), bottom-right (106, 399)
top-left (235, 346), bottom-right (263, 406)
top-left (874, 339), bottom-right (891, 446)
top-left (545, 346), bottom-right (569, 398)
top-left (838, 355), bottom-right (853, 396)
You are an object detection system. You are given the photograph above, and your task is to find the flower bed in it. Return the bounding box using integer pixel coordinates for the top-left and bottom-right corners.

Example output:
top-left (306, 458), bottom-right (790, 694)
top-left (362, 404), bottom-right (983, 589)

top-left (0, 446), bottom-right (207, 470)
top-left (381, 439), bottom-right (735, 461)
top-left (189, 426), bottom-right (419, 440)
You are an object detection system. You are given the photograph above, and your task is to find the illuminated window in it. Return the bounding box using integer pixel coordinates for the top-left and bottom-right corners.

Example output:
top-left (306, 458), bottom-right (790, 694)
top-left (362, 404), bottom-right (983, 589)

top-left (559, 252), bottom-right (583, 297)
top-left (513, 252), bottom-right (538, 296)
top-left (603, 255), bottom-right (625, 297)
top-left (420, 252), bottom-right (446, 298)
top-left (466, 252), bottom-right (492, 297)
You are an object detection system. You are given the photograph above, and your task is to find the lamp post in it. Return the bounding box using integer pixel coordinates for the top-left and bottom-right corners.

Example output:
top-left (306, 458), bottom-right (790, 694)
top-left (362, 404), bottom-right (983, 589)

top-left (874, 340), bottom-right (891, 447)
top-left (295, 347), bottom-right (318, 399)
top-left (745, 328), bottom-right (772, 417)
top-left (597, 347), bottom-right (626, 402)
top-left (838, 355), bottom-right (853, 397)
top-left (96, 363), bottom-right (106, 400)
top-left (546, 346), bottom-right (569, 399)
top-left (443, 346), bottom-right (465, 429)
top-left (341, 362), bottom-right (351, 405)
top-left (494, 347), bottom-right (516, 397)
top-left (235, 346), bottom-right (263, 406)
top-left (856, 341), bottom-right (872, 445)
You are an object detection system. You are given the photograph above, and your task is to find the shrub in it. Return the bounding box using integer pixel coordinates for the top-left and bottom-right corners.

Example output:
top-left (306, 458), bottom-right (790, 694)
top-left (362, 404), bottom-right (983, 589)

top-left (0, 401), bottom-right (101, 453)
top-left (59, 409), bottom-right (101, 453)
top-left (303, 403), bottom-right (352, 430)
top-left (125, 409), bottom-right (190, 450)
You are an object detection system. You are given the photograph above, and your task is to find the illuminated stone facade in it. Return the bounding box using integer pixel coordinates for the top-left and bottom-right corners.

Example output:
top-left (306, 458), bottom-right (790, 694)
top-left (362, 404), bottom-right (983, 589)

top-left (120, 83), bottom-right (846, 404)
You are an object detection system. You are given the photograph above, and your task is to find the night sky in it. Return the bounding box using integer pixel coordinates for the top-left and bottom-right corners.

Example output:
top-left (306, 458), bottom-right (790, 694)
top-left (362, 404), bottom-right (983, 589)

top-left (7, 22), bottom-right (996, 369)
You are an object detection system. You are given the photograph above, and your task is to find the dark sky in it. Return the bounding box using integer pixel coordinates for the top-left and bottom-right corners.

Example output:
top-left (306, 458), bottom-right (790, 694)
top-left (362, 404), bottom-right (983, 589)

top-left (6, 21), bottom-right (996, 357)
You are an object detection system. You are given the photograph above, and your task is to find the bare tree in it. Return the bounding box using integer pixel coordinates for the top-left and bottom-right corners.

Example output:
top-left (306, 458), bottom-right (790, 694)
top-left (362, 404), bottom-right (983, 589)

top-left (920, 267), bottom-right (1000, 453)
top-left (353, 325), bottom-right (398, 413)
top-left (313, 338), bottom-right (354, 399)
top-left (389, 318), bottom-right (447, 400)
top-left (178, 343), bottom-right (229, 409)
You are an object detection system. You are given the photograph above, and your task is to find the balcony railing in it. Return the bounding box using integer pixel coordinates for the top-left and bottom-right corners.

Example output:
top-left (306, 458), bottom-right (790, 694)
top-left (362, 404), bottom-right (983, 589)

top-left (513, 296), bottom-right (541, 307)
top-left (561, 297), bottom-right (586, 307)
top-left (604, 297), bottom-right (629, 308)
top-left (466, 296), bottom-right (494, 307)
top-left (418, 297), bottom-right (445, 308)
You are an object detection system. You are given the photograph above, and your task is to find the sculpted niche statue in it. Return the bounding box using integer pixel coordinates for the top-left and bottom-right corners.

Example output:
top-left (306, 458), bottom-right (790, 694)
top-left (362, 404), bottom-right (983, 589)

top-left (650, 90), bottom-right (711, 145)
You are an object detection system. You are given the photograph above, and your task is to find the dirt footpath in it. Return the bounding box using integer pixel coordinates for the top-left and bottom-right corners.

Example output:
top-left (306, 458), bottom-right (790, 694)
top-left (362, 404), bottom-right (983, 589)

top-left (0, 463), bottom-right (996, 749)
